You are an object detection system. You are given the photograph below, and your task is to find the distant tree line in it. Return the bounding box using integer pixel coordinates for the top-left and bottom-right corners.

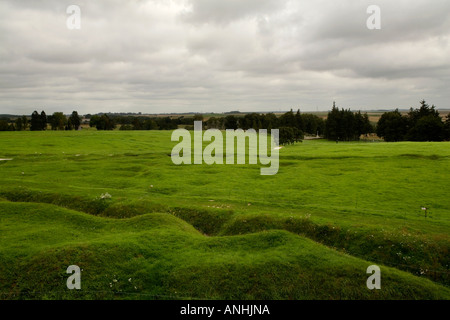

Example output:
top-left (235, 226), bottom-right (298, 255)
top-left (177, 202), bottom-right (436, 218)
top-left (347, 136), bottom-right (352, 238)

top-left (0, 117), bottom-right (20, 131)
top-left (98, 111), bottom-right (324, 134)
top-left (205, 111), bottom-right (324, 134)
top-left (376, 100), bottom-right (450, 142)
top-left (97, 111), bottom-right (324, 145)
top-left (0, 111), bottom-right (81, 131)
top-left (89, 114), bottom-right (183, 131)
top-left (205, 111), bottom-right (324, 145)
top-left (3, 102), bottom-right (449, 143)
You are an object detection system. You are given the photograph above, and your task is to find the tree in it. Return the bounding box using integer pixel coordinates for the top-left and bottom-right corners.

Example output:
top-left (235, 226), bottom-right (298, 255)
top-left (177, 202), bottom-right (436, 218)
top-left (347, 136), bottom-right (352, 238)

top-left (262, 113), bottom-right (278, 130)
top-left (295, 109), bottom-right (304, 132)
top-left (40, 111), bottom-right (47, 130)
top-left (279, 109), bottom-right (296, 128)
top-left (21, 116), bottom-right (29, 130)
top-left (405, 100), bottom-right (445, 141)
top-left (0, 119), bottom-right (9, 131)
top-left (143, 118), bottom-right (159, 130)
top-left (324, 102), bottom-right (340, 140)
top-left (354, 111), bottom-right (373, 138)
top-left (376, 109), bottom-right (407, 142)
top-left (242, 113), bottom-right (256, 130)
top-left (362, 113), bottom-right (374, 135)
top-left (193, 114), bottom-right (204, 122)
top-left (409, 115), bottom-right (445, 141)
top-left (66, 118), bottom-right (73, 130)
top-left (407, 100), bottom-right (440, 124)
top-left (30, 111), bottom-right (43, 131)
top-left (50, 112), bottom-right (67, 130)
top-left (325, 103), bottom-right (372, 141)
top-left (224, 115), bottom-right (238, 130)
top-left (156, 117), bottom-right (178, 130)
top-left (325, 103), bottom-right (354, 141)
top-left (15, 117), bottom-right (23, 131)
top-left (132, 117), bottom-right (143, 130)
top-left (206, 116), bottom-right (223, 130)
top-left (91, 114), bottom-right (115, 130)
top-left (89, 115), bottom-right (100, 128)
top-left (69, 111), bottom-right (81, 130)
top-left (278, 127), bottom-right (303, 145)
top-left (376, 101), bottom-right (446, 142)
top-left (303, 114), bottom-right (325, 136)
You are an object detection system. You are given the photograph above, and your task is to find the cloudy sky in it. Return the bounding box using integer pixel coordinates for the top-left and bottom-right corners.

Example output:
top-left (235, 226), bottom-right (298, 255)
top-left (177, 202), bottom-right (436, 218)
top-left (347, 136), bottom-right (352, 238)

top-left (0, 0), bottom-right (449, 115)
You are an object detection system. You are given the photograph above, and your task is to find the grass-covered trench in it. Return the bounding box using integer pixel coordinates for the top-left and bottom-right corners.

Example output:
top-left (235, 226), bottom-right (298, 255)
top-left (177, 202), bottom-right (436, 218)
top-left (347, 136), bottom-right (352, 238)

top-left (0, 130), bottom-right (449, 299)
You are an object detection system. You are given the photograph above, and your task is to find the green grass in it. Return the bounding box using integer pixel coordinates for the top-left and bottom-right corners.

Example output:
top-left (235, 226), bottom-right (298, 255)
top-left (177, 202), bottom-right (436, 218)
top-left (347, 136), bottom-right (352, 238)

top-left (0, 130), bottom-right (449, 299)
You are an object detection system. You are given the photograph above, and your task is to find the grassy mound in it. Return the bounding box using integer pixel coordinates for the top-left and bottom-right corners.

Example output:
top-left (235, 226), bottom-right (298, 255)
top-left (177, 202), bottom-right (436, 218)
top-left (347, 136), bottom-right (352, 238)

top-left (0, 202), bottom-right (448, 300)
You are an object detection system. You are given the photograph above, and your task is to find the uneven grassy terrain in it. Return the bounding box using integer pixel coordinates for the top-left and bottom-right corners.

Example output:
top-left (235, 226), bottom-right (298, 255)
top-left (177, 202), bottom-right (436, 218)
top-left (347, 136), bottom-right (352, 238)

top-left (0, 130), bottom-right (449, 299)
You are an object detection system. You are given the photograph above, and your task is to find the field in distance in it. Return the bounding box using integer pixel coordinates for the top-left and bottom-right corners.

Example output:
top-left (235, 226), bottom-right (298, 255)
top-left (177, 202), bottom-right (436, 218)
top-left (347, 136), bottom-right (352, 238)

top-left (0, 130), bottom-right (449, 299)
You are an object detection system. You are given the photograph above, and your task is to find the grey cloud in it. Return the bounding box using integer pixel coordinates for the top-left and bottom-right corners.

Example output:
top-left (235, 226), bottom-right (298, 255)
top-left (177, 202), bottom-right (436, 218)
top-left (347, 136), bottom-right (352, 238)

top-left (181, 0), bottom-right (288, 25)
top-left (0, 0), bottom-right (449, 115)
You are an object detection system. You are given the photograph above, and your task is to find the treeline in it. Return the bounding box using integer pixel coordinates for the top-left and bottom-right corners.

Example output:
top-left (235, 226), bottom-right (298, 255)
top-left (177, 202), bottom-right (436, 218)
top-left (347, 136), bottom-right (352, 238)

top-left (113, 112), bottom-right (325, 136)
top-left (0, 117), bottom-right (20, 131)
top-left (4, 102), bottom-right (448, 143)
top-left (205, 111), bottom-right (325, 135)
top-left (376, 100), bottom-right (450, 142)
top-left (203, 106), bottom-right (373, 143)
top-left (0, 111), bottom-right (82, 131)
top-left (87, 114), bottom-right (187, 131)
top-left (206, 111), bottom-right (325, 145)
top-left (91, 111), bottom-right (325, 143)
top-left (107, 110), bottom-right (325, 145)
top-left (324, 102), bottom-right (374, 141)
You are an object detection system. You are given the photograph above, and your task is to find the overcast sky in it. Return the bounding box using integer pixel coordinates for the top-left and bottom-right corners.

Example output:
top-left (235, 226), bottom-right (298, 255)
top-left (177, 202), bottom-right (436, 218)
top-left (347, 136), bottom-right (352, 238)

top-left (0, 0), bottom-right (449, 115)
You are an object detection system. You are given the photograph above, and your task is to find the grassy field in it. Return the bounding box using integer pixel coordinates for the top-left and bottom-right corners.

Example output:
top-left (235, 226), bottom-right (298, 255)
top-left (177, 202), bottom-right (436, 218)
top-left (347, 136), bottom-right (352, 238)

top-left (0, 130), bottom-right (449, 299)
